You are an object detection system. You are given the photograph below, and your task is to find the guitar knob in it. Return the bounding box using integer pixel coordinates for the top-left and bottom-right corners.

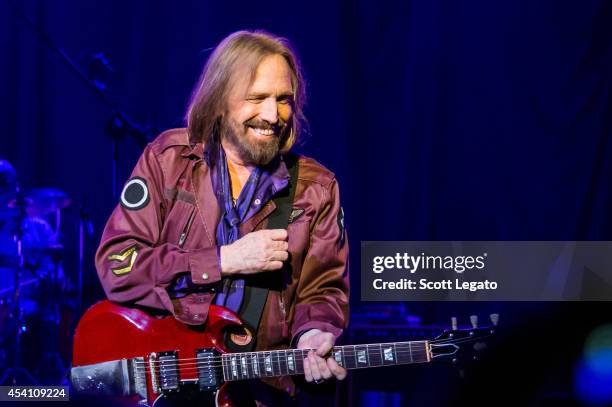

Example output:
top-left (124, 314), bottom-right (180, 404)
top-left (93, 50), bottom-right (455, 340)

top-left (489, 313), bottom-right (499, 326)
top-left (470, 315), bottom-right (478, 328)
top-left (451, 317), bottom-right (458, 330)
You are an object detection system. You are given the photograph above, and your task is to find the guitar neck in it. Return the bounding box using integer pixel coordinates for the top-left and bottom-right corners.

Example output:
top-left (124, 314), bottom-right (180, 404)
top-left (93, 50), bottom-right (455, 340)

top-left (222, 340), bottom-right (431, 381)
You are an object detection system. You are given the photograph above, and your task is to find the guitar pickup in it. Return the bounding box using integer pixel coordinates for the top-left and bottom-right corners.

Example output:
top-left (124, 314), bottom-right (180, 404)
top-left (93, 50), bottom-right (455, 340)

top-left (196, 349), bottom-right (222, 391)
top-left (158, 351), bottom-right (179, 391)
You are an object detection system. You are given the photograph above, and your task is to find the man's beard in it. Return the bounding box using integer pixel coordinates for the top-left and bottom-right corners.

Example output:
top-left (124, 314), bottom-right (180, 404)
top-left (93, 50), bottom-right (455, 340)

top-left (220, 116), bottom-right (286, 166)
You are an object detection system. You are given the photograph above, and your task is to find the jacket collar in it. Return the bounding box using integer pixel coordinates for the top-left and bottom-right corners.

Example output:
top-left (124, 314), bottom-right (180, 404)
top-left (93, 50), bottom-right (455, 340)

top-left (181, 141), bottom-right (204, 160)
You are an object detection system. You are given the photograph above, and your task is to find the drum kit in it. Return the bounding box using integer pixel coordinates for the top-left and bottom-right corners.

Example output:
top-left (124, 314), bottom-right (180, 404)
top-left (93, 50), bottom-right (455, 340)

top-left (0, 159), bottom-right (74, 385)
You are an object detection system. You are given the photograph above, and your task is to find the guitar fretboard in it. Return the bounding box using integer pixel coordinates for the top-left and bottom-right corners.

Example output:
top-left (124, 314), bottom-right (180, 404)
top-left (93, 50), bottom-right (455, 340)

top-left (221, 341), bottom-right (430, 381)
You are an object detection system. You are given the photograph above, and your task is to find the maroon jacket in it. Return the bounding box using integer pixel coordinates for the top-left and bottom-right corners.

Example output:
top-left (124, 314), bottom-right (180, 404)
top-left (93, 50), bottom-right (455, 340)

top-left (95, 128), bottom-right (349, 390)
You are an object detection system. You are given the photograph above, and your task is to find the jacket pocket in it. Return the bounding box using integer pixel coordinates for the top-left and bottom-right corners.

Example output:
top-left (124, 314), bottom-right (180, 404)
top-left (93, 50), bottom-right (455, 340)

top-left (177, 205), bottom-right (197, 248)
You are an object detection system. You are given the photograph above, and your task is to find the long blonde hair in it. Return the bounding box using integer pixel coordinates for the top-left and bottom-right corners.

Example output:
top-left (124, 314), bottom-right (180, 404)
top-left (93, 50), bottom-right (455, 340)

top-left (185, 30), bottom-right (306, 152)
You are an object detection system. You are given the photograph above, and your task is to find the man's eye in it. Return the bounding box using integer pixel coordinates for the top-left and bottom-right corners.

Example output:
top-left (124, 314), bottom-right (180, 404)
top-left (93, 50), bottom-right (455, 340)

top-left (277, 97), bottom-right (293, 105)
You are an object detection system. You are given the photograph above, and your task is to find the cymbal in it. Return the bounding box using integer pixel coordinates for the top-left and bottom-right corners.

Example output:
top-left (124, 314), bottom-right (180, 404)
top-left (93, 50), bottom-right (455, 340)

top-left (7, 188), bottom-right (71, 216)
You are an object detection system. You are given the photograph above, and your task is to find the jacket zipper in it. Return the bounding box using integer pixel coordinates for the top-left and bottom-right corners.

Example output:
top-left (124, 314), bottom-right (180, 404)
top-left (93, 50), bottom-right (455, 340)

top-left (279, 292), bottom-right (288, 337)
top-left (178, 206), bottom-right (197, 248)
top-left (279, 293), bottom-right (286, 318)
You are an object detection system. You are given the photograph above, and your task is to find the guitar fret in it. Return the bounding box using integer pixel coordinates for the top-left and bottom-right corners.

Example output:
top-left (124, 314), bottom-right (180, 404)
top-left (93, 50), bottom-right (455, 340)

top-left (392, 343), bottom-right (398, 364)
top-left (230, 355), bottom-right (239, 379)
top-left (344, 345), bottom-right (356, 369)
top-left (264, 352), bottom-right (273, 376)
top-left (396, 342), bottom-right (416, 365)
top-left (286, 350), bottom-right (295, 374)
top-left (272, 350), bottom-right (284, 376)
top-left (220, 355), bottom-right (224, 381)
top-left (222, 354), bottom-right (228, 381)
top-left (259, 352), bottom-right (267, 377)
top-left (333, 347), bottom-right (343, 367)
top-left (240, 354), bottom-right (249, 379)
top-left (396, 343), bottom-right (408, 364)
top-left (409, 342), bottom-right (413, 363)
top-left (273, 351), bottom-right (279, 376)
top-left (252, 353), bottom-right (260, 377)
top-left (295, 349), bottom-right (305, 374)
top-left (367, 344), bottom-right (382, 367)
top-left (381, 343), bottom-right (397, 365)
top-left (254, 352), bottom-right (260, 378)
top-left (282, 350), bottom-right (290, 375)
top-left (355, 345), bottom-right (369, 368)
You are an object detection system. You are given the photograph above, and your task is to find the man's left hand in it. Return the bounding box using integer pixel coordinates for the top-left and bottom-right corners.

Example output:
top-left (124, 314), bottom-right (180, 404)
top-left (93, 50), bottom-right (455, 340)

top-left (297, 329), bottom-right (347, 383)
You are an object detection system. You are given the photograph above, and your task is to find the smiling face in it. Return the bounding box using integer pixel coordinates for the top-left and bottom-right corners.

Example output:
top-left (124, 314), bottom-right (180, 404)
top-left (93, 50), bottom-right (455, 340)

top-left (221, 54), bottom-right (294, 166)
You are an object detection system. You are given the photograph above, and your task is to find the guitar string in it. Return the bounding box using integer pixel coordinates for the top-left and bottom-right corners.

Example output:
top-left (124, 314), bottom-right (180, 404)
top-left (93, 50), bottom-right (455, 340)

top-left (130, 337), bottom-right (475, 369)
top-left (130, 333), bottom-right (484, 369)
top-left (130, 350), bottom-right (432, 377)
top-left (132, 349), bottom-right (430, 370)
top-left (133, 347), bottom-right (430, 367)
top-left (132, 350), bottom-right (431, 372)
top-left (132, 352), bottom-right (430, 374)
top-left (128, 333), bottom-right (491, 368)
top-left (130, 357), bottom-right (431, 379)
top-left (130, 340), bottom-right (432, 365)
top-left (131, 357), bottom-right (431, 378)
top-left (130, 338), bottom-right (472, 378)
top-left (128, 334), bottom-right (485, 377)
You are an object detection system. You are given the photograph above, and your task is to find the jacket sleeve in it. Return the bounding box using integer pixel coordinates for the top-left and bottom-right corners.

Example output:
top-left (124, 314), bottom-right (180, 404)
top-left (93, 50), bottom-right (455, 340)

top-left (291, 178), bottom-right (350, 342)
top-left (95, 144), bottom-right (221, 320)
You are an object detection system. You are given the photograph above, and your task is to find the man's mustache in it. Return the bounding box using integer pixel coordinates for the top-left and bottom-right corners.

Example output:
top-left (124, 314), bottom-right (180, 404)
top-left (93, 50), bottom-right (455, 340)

top-left (244, 118), bottom-right (287, 133)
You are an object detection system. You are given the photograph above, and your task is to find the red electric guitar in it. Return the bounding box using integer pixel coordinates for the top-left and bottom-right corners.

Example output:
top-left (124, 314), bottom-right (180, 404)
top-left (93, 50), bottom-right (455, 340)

top-left (71, 301), bottom-right (496, 406)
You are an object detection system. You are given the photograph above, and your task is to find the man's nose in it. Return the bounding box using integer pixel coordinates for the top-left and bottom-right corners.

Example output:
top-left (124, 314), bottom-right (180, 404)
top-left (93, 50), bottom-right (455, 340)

top-left (259, 98), bottom-right (278, 124)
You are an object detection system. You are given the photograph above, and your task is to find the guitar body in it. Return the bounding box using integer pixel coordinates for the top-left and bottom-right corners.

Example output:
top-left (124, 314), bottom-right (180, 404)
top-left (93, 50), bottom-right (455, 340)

top-left (72, 300), bottom-right (243, 406)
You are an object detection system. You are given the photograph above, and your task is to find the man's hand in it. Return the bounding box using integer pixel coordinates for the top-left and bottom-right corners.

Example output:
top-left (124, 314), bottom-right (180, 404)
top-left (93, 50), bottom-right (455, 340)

top-left (297, 329), bottom-right (347, 383)
top-left (220, 229), bottom-right (288, 275)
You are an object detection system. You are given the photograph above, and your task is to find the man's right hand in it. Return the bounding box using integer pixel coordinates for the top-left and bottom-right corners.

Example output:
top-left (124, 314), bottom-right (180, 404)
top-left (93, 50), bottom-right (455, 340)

top-left (220, 229), bottom-right (288, 276)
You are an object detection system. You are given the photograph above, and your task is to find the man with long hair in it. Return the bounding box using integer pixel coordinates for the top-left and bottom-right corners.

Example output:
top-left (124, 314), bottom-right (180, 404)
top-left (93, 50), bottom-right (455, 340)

top-left (96, 30), bottom-right (349, 404)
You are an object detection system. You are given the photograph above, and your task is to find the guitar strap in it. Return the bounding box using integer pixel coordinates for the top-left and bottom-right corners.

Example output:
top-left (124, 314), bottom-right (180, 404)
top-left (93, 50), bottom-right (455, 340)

top-left (236, 153), bottom-right (299, 352)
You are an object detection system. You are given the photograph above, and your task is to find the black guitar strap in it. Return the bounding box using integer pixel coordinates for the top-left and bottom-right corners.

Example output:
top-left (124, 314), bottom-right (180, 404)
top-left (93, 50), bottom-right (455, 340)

top-left (236, 153), bottom-right (299, 351)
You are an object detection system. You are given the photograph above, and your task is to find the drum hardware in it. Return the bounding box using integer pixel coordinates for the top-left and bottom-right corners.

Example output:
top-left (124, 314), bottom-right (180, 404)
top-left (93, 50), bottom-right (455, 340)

top-left (77, 206), bottom-right (94, 318)
top-left (4, 0), bottom-right (152, 384)
top-left (0, 160), bottom-right (73, 385)
top-left (0, 186), bottom-right (39, 385)
top-left (5, 0), bottom-right (155, 384)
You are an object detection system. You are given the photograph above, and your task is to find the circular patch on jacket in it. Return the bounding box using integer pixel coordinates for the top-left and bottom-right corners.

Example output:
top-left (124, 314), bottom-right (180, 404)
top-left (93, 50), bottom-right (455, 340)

top-left (120, 177), bottom-right (150, 210)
